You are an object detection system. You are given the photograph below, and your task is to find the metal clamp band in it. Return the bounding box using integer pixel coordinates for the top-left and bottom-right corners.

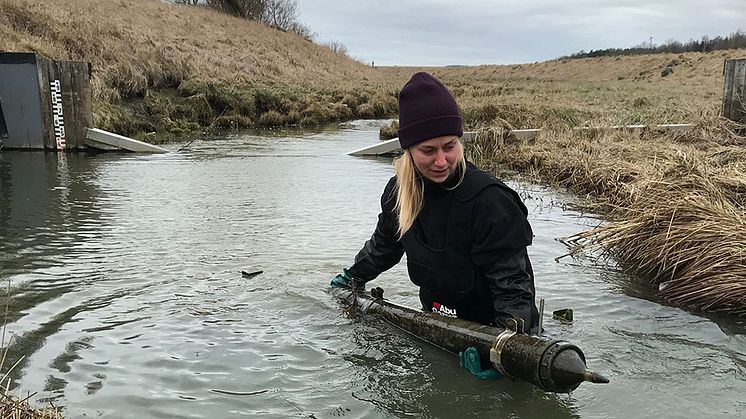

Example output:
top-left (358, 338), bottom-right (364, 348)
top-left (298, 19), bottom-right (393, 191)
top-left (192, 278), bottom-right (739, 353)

top-left (490, 328), bottom-right (515, 376)
top-left (489, 318), bottom-right (524, 376)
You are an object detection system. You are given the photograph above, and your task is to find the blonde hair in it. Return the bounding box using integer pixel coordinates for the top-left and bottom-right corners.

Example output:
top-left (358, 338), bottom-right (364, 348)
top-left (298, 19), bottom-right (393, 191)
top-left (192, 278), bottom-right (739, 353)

top-left (393, 141), bottom-right (466, 238)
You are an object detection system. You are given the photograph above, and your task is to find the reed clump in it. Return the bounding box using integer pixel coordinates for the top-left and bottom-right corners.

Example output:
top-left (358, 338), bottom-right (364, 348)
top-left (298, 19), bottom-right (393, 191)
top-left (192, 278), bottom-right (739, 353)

top-left (465, 115), bottom-right (746, 316)
top-left (379, 120), bottom-right (399, 140)
top-left (570, 177), bottom-right (746, 316)
top-left (0, 392), bottom-right (62, 419)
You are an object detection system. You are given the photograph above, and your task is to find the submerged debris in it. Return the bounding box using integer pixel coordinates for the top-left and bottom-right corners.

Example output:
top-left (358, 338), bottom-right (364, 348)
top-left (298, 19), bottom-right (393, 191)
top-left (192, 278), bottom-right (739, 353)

top-left (241, 269), bottom-right (264, 279)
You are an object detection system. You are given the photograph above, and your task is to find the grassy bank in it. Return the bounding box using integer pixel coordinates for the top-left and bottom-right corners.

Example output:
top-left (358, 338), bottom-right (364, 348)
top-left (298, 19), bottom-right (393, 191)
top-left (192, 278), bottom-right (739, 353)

top-left (0, 0), bottom-right (740, 139)
top-left (380, 51), bottom-right (731, 131)
top-left (465, 115), bottom-right (746, 316)
top-left (0, 0), bottom-right (397, 140)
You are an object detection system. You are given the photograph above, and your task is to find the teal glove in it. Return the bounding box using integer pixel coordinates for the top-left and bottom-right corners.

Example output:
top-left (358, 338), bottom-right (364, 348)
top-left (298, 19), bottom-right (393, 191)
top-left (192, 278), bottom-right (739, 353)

top-left (459, 346), bottom-right (502, 380)
top-left (330, 269), bottom-right (366, 290)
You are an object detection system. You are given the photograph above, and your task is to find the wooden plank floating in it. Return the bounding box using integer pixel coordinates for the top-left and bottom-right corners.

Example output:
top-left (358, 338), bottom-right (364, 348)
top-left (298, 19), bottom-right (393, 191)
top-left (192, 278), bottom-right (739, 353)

top-left (86, 128), bottom-right (168, 153)
top-left (348, 124), bottom-right (695, 156)
top-left (347, 137), bottom-right (400, 156)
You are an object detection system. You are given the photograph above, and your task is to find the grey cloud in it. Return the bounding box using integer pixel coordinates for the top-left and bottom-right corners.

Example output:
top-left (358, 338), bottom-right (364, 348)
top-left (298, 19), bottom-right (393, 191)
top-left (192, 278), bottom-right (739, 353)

top-left (298, 0), bottom-right (746, 66)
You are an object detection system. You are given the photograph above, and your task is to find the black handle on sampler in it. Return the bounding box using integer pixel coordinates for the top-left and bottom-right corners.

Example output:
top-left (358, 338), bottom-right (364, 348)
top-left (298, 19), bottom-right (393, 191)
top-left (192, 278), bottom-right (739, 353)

top-left (370, 287), bottom-right (384, 299)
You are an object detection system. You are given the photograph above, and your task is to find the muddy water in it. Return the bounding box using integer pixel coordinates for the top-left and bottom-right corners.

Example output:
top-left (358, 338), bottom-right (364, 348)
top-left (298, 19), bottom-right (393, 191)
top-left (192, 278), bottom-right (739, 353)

top-left (0, 120), bottom-right (743, 418)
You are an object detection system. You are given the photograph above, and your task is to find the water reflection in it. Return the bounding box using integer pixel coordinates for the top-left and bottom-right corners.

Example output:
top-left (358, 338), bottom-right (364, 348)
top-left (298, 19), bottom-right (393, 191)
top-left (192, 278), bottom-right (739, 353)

top-left (0, 151), bottom-right (108, 388)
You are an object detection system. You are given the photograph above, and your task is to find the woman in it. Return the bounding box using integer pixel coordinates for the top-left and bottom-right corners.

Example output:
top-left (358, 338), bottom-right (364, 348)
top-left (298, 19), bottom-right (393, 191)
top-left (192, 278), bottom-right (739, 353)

top-left (331, 72), bottom-right (539, 335)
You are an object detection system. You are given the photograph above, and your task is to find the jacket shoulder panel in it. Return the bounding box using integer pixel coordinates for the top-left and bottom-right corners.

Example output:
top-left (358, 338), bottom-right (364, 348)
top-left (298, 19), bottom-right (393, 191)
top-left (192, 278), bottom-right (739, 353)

top-left (455, 167), bottom-right (528, 215)
top-left (455, 167), bottom-right (501, 202)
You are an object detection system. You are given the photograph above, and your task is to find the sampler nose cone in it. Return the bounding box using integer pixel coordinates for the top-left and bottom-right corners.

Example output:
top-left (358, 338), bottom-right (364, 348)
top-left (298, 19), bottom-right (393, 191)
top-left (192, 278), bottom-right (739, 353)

top-left (584, 370), bottom-right (610, 384)
top-left (550, 348), bottom-right (609, 392)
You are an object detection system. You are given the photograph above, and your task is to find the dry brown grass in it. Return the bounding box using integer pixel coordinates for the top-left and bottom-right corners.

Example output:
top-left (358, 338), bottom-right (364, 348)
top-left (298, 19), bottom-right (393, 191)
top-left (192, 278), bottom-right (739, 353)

top-left (571, 181), bottom-right (746, 316)
top-left (0, 0), bottom-right (396, 137)
top-left (379, 50), bottom-right (744, 130)
top-left (0, 0), bottom-right (383, 87)
top-left (0, 391), bottom-right (62, 419)
top-left (465, 114), bottom-right (746, 316)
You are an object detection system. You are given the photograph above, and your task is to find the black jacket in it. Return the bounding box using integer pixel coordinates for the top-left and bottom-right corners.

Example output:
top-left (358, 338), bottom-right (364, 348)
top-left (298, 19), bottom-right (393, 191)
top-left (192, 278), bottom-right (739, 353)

top-left (348, 162), bottom-right (539, 333)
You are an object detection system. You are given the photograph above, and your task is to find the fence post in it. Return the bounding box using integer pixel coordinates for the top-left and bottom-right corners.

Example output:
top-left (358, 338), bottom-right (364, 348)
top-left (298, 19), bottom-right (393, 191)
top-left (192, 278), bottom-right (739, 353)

top-left (722, 59), bottom-right (746, 123)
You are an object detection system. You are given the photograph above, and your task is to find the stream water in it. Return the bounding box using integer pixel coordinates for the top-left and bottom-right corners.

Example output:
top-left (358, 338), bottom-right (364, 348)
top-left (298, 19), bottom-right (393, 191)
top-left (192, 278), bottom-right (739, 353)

top-left (0, 120), bottom-right (744, 418)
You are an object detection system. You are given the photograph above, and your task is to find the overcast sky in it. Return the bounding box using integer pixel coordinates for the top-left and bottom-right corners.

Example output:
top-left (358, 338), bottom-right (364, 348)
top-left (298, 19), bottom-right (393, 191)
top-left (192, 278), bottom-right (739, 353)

top-left (297, 0), bottom-right (746, 66)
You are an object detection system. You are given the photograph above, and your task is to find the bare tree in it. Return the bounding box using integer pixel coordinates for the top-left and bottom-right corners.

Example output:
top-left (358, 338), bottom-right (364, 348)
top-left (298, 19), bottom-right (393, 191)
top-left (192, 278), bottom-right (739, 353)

top-left (288, 21), bottom-right (315, 41)
top-left (169, 0), bottom-right (313, 39)
top-left (325, 40), bottom-right (348, 56)
top-left (261, 0), bottom-right (295, 30)
top-left (206, 0), bottom-right (265, 20)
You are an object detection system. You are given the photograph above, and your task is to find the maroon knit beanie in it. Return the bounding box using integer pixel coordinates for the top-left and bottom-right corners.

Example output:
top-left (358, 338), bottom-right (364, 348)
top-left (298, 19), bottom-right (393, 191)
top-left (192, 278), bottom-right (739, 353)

top-left (397, 72), bottom-right (463, 149)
